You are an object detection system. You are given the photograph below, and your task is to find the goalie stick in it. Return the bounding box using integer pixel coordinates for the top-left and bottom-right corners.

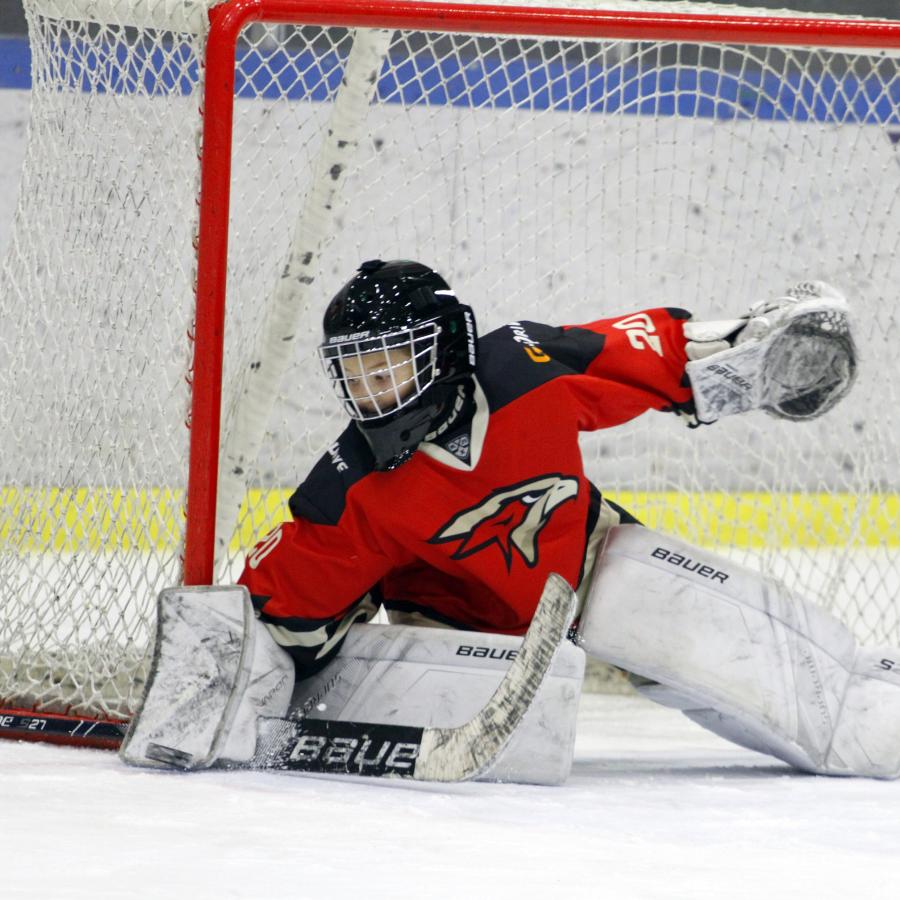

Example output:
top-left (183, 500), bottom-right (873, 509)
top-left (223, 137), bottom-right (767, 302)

top-left (241, 572), bottom-right (576, 781)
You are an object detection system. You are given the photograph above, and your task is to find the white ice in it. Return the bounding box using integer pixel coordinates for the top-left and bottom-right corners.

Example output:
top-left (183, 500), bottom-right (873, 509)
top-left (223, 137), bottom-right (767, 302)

top-left (3, 694), bottom-right (900, 900)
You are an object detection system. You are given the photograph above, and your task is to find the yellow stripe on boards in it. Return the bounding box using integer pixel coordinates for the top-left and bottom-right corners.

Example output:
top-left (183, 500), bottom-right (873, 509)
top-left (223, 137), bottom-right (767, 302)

top-left (606, 492), bottom-right (900, 549)
top-left (231, 489), bottom-right (295, 551)
top-left (0, 488), bottom-right (897, 553)
top-left (0, 486), bottom-right (186, 553)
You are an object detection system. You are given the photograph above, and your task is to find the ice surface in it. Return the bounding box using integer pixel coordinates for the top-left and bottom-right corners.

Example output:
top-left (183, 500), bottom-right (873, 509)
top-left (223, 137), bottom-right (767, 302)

top-left (2, 694), bottom-right (900, 900)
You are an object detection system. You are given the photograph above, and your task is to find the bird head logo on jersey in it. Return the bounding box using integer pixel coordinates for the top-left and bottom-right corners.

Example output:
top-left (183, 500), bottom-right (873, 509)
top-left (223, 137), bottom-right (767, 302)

top-left (430, 475), bottom-right (579, 570)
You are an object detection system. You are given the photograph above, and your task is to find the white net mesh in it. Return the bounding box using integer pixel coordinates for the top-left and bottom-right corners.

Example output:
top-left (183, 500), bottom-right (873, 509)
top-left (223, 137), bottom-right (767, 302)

top-left (2, 1), bottom-right (898, 720)
top-left (0, 11), bottom-right (204, 717)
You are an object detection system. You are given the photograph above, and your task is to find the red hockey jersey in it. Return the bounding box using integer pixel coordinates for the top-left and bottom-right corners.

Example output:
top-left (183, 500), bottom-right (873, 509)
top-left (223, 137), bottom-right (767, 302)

top-left (239, 308), bottom-right (694, 674)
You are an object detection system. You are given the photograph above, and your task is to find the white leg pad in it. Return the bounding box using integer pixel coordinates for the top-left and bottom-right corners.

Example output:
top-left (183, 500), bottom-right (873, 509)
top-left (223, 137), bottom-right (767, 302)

top-left (577, 525), bottom-right (900, 778)
top-left (290, 623), bottom-right (586, 785)
top-left (828, 650), bottom-right (900, 777)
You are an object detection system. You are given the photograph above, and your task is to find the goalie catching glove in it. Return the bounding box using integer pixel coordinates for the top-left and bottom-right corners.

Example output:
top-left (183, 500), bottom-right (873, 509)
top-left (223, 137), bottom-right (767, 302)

top-left (683, 280), bottom-right (857, 424)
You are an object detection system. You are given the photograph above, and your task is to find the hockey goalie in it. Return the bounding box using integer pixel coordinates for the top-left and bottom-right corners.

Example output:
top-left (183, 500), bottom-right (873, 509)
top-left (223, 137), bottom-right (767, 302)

top-left (121, 260), bottom-right (900, 784)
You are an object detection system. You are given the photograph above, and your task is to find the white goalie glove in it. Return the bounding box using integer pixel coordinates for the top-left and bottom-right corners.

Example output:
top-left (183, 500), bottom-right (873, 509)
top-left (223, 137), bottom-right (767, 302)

top-left (683, 280), bottom-right (857, 424)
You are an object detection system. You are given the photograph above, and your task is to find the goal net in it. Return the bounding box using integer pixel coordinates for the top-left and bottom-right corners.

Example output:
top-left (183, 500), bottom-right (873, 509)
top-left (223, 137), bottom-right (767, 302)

top-left (1, 0), bottom-right (898, 733)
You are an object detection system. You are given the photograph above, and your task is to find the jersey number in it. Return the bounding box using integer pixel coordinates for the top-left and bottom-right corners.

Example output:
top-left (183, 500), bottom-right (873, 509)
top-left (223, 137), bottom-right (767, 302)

top-left (613, 313), bottom-right (664, 357)
top-left (248, 526), bottom-right (284, 569)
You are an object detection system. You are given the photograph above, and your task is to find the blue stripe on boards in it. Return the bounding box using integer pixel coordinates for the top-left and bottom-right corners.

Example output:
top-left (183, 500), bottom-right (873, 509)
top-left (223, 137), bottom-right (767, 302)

top-left (0, 37), bottom-right (31, 88)
top-left (2, 36), bottom-right (897, 125)
top-left (0, 35), bottom-right (199, 95)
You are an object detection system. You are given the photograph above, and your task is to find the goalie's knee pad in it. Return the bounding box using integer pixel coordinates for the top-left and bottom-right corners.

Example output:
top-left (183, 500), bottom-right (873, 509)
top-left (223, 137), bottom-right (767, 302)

top-left (290, 623), bottom-right (586, 785)
top-left (121, 585), bottom-right (295, 770)
top-left (684, 280), bottom-right (857, 424)
top-left (577, 525), bottom-right (900, 778)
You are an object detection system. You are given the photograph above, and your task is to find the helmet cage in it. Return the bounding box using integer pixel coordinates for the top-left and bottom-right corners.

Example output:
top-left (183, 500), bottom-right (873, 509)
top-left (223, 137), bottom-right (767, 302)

top-left (318, 320), bottom-right (442, 422)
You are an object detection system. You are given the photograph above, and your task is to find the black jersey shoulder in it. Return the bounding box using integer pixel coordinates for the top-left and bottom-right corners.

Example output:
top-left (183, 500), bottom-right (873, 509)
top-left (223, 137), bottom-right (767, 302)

top-left (477, 321), bottom-right (606, 411)
top-left (288, 423), bottom-right (375, 526)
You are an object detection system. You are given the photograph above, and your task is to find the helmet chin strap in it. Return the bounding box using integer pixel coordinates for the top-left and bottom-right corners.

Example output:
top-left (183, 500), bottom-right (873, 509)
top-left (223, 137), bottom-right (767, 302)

top-left (358, 378), bottom-right (475, 471)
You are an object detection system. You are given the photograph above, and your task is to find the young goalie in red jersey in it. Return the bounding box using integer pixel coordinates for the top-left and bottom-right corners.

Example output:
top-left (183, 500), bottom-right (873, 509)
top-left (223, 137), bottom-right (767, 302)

top-left (239, 259), bottom-right (698, 664)
top-left (125, 258), bottom-right (900, 783)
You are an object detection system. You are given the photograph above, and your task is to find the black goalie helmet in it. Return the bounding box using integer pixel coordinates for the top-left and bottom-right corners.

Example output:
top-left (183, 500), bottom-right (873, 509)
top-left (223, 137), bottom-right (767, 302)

top-left (318, 259), bottom-right (478, 470)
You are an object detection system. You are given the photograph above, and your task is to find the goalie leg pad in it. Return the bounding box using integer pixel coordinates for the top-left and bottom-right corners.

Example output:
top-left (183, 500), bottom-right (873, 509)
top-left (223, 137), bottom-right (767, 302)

top-left (577, 525), bottom-right (900, 778)
top-left (120, 585), bottom-right (294, 770)
top-left (285, 622), bottom-right (586, 785)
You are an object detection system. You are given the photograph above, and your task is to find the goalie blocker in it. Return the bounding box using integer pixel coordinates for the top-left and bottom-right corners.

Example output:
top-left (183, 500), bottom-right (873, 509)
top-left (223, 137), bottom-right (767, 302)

top-left (577, 525), bottom-right (900, 779)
